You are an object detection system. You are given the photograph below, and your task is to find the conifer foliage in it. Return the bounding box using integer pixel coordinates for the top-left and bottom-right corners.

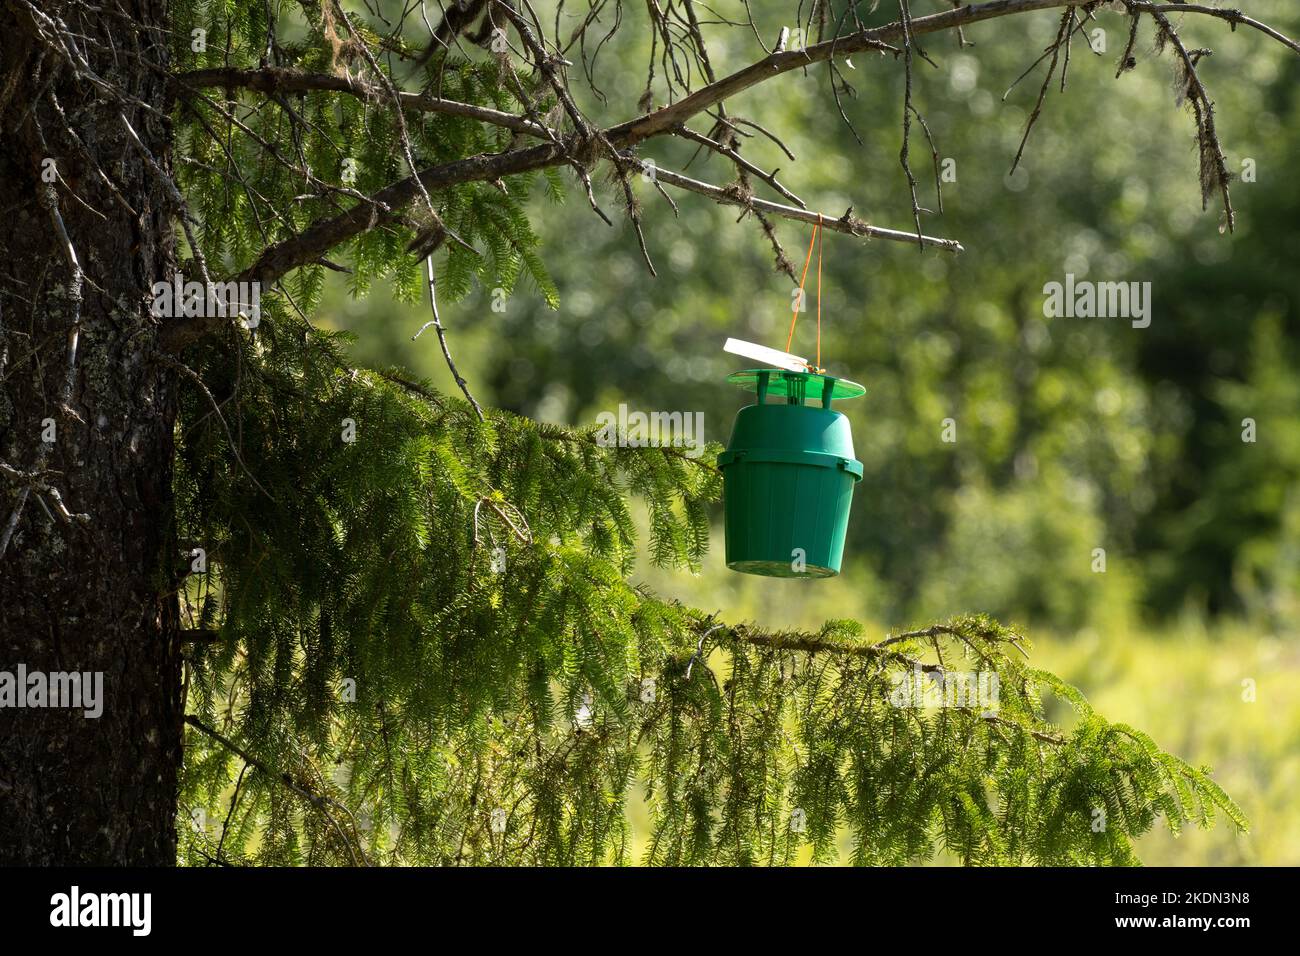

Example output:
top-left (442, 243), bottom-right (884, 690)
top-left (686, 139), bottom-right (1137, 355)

top-left (14, 0), bottom-right (1290, 864)
top-left (177, 350), bottom-right (1246, 864)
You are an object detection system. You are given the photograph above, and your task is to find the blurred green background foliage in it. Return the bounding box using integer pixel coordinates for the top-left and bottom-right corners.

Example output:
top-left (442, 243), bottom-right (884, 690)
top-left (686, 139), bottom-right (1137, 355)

top-left (323, 0), bottom-right (1300, 863)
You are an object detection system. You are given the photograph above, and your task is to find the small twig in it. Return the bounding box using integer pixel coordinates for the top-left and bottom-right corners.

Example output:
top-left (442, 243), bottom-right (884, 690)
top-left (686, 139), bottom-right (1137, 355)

top-left (0, 178), bottom-right (86, 559)
top-left (1148, 6), bottom-right (1236, 232)
top-left (184, 714), bottom-right (368, 865)
top-left (673, 124), bottom-right (805, 207)
top-left (180, 628), bottom-right (223, 645)
top-left (473, 495), bottom-right (532, 546)
top-left (685, 623), bottom-right (723, 679)
top-left (159, 354), bottom-right (276, 502)
top-left (120, 112), bottom-right (220, 321)
top-left (1116, 7), bottom-right (1141, 78)
top-left (898, 0), bottom-right (927, 249)
top-left (1009, 9), bottom-right (1075, 176)
top-left (413, 257), bottom-right (485, 421)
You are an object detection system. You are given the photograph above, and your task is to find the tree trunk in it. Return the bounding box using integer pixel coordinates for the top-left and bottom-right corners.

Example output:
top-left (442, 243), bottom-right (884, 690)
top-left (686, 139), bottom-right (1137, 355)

top-left (0, 1), bottom-right (182, 865)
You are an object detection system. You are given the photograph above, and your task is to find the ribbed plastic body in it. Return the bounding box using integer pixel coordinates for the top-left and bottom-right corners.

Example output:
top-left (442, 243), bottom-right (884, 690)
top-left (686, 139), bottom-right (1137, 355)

top-left (717, 402), bottom-right (863, 577)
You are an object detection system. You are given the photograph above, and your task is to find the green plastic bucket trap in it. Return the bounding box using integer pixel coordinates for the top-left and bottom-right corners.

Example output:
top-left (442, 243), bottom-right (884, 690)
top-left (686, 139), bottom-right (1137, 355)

top-left (718, 368), bottom-right (866, 577)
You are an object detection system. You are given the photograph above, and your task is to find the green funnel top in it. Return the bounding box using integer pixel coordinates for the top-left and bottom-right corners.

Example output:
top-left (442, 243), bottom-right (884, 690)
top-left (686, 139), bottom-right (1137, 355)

top-left (727, 368), bottom-right (866, 409)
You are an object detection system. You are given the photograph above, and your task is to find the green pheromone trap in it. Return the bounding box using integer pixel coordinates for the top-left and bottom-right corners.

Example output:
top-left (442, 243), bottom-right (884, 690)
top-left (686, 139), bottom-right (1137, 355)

top-left (718, 342), bottom-right (865, 578)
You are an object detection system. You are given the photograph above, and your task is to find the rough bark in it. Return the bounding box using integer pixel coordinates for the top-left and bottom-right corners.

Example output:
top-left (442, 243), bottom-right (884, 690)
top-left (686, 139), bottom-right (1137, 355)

top-left (0, 0), bottom-right (182, 865)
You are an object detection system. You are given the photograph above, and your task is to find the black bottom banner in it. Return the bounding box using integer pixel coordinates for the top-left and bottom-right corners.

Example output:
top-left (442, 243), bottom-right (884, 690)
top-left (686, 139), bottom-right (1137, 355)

top-left (0, 865), bottom-right (1282, 943)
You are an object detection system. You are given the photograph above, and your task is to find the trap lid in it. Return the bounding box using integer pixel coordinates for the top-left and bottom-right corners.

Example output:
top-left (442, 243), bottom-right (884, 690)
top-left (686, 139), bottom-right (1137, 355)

top-left (727, 368), bottom-right (866, 404)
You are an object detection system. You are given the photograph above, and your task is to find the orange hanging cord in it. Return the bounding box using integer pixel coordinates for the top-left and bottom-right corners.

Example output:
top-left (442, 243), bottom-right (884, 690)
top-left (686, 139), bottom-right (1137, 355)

top-left (815, 214), bottom-right (823, 370)
top-left (784, 215), bottom-right (825, 372)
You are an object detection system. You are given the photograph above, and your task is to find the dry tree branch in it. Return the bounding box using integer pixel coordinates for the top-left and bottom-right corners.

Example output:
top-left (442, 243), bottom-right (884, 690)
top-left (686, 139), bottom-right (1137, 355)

top-left (1002, 4), bottom-right (1096, 97)
top-left (157, 0), bottom-right (1300, 351)
top-left (628, 158), bottom-right (965, 251)
top-left (606, 0), bottom-right (1093, 146)
top-left (726, 116), bottom-right (797, 161)
top-left (1131, 2), bottom-right (1300, 57)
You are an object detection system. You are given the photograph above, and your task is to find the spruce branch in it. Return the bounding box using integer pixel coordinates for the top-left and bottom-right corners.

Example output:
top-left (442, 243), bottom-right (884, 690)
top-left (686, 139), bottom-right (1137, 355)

top-left (174, 352), bottom-right (1247, 864)
top-left (174, 66), bottom-right (552, 137)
